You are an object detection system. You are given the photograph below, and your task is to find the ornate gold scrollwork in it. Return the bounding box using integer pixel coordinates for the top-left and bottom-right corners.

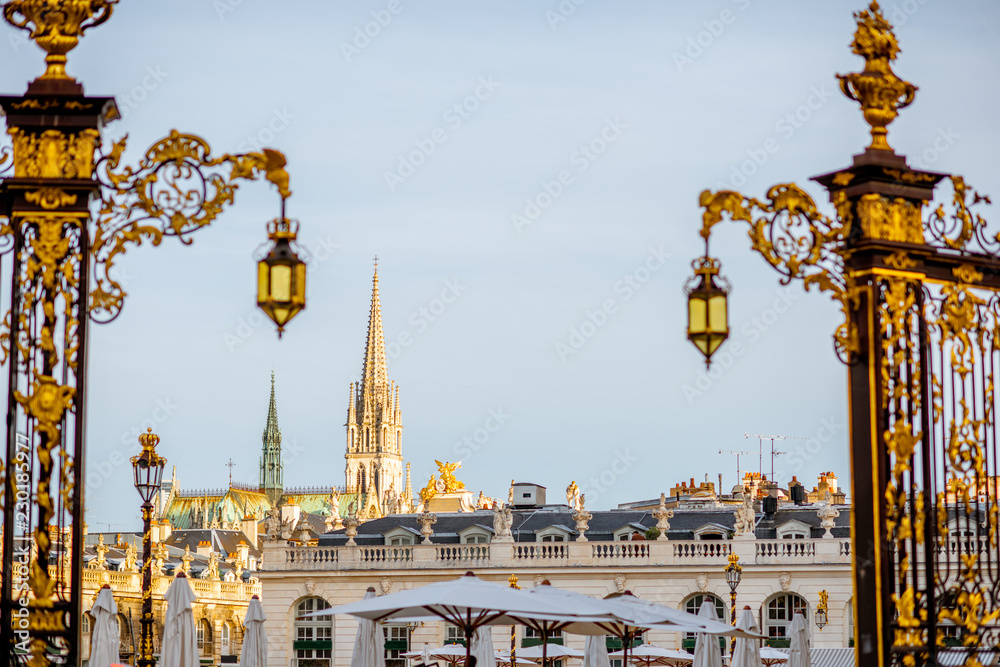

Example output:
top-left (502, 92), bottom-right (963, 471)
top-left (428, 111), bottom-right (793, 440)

top-left (9, 128), bottom-right (99, 179)
top-left (926, 176), bottom-right (994, 254)
top-left (91, 130), bottom-right (285, 322)
top-left (856, 193), bottom-right (924, 244)
top-left (885, 251), bottom-right (918, 270)
top-left (2, 0), bottom-right (118, 81)
top-left (698, 184), bottom-right (859, 360)
top-left (24, 187), bottom-right (77, 210)
top-left (836, 2), bottom-right (917, 152)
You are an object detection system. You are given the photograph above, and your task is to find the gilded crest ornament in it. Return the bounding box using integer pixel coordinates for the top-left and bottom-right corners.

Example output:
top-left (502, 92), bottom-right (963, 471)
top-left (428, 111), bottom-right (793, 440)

top-left (836, 1), bottom-right (916, 151)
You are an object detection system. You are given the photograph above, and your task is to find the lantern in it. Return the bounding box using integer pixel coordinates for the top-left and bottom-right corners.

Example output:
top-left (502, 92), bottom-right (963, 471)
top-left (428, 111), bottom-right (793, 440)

top-left (685, 256), bottom-right (730, 368)
top-left (257, 216), bottom-right (306, 337)
top-left (724, 552), bottom-right (742, 594)
top-left (131, 428), bottom-right (166, 504)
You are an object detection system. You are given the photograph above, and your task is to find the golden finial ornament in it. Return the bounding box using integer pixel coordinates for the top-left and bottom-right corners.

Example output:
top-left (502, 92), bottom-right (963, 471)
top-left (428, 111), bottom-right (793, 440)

top-left (836, 1), bottom-right (917, 152)
top-left (3, 0), bottom-right (119, 82)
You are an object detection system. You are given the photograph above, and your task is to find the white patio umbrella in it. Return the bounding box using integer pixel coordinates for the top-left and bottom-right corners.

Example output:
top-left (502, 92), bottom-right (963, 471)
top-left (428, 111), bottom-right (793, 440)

top-left (473, 627), bottom-right (499, 667)
top-left (89, 585), bottom-right (119, 667)
top-left (311, 574), bottom-right (599, 667)
top-left (159, 573), bottom-right (199, 667)
top-left (239, 594), bottom-right (267, 667)
top-left (402, 644), bottom-right (468, 666)
top-left (583, 635), bottom-right (611, 667)
top-left (402, 644), bottom-right (465, 665)
top-left (496, 650), bottom-right (543, 666)
top-left (351, 588), bottom-right (387, 667)
top-left (516, 643), bottom-right (586, 661)
top-left (787, 614), bottom-right (809, 667)
top-left (730, 609), bottom-right (761, 667)
top-left (692, 601), bottom-right (722, 667)
top-left (608, 644), bottom-right (693, 666)
top-left (528, 586), bottom-right (752, 667)
top-left (403, 645), bottom-right (536, 666)
top-left (758, 648), bottom-right (788, 667)
top-left (496, 649), bottom-right (548, 667)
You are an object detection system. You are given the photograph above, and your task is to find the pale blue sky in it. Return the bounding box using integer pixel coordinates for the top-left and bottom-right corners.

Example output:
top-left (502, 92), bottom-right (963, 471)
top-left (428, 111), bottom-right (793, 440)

top-left (4, 1), bottom-right (998, 528)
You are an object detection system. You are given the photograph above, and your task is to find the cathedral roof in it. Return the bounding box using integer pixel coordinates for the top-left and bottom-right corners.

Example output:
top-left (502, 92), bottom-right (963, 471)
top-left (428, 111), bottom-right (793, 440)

top-left (162, 487), bottom-right (271, 529)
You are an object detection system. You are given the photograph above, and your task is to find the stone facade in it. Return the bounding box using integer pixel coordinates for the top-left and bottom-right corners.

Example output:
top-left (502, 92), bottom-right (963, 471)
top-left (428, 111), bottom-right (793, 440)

top-left (80, 530), bottom-right (261, 665)
top-left (258, 506), bottom-right (860, 667)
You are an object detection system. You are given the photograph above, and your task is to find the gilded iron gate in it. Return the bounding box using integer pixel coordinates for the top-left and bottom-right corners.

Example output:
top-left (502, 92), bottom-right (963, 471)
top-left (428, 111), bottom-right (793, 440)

top-left (689, 4), bottom-right (1000, 666)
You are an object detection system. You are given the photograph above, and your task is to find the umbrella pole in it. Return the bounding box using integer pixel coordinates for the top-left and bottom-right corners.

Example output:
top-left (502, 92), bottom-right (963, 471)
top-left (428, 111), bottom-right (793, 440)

top-left (542, 627), bottom-right (548, 667)
top-left (465, 611), bottom-right (473, 667)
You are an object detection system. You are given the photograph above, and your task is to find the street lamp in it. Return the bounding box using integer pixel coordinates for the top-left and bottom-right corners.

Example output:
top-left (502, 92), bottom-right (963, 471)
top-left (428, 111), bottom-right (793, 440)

top-left (815, 591), bottom-right (829, 631)
top-left (724, 553), bottom-right (742, 655)
top-left (0, 5), bottom-right (308, 662)
top-left (685, 255), bottom-right (730, 369)
top-left (258, 214), bottom-right (306, 338)
top-left (131, 428), bottom-right (166, 667)
top-left (683, 4), bottom-right (1000, 665)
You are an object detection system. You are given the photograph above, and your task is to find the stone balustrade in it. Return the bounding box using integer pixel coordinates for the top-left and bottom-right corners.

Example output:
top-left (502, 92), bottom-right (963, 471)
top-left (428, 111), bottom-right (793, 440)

top-left (263, 538), bottom-right (853, 572)
top-left (80, 566), bottom-right (262, 600)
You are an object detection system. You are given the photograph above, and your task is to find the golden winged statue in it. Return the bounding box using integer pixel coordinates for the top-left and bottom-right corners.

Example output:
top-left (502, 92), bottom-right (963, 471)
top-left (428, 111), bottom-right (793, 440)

top-left (435, 460), bottom-right (466, 493)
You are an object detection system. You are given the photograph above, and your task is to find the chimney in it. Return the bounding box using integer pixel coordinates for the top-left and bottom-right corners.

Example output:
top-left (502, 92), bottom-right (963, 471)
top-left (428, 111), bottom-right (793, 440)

top-left (241, 515), bottom-right (258, 544)
top-left (196, 540), bottom-right (212, 558)
top-left (236, 540), bottom-right (251, 571)
top-left (159, 519), bottom-right (172, 543)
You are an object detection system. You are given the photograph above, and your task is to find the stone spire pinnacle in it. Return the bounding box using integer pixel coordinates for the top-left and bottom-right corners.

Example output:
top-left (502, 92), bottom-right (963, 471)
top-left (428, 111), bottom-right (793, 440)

top-left (260, 372), bottom-right (283, 505)
top-left (346, 264), bottom-right (404, 498)
top-left (361, 267), bottom-right (389, 393)
top-left (263, 371), bottom-right (281, 449)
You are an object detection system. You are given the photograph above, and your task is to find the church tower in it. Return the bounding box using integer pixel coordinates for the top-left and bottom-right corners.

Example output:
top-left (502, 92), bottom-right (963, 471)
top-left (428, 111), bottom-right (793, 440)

top-left (345, 265), bottom-right (404, 506)
top-left (260, 372), bottom-right (284, 506)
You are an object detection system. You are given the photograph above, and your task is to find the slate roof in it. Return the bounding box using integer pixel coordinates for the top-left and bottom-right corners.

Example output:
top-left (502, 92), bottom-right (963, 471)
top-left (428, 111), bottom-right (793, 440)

top-left (317, 505), bottom-right (851, 546)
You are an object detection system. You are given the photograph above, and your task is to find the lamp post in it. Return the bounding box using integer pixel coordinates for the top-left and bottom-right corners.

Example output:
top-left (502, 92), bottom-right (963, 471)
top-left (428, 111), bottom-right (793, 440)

top-left (0, 4), bottom-right (307, 663)
top-left (815, 591), bottom-right (829, 631)
top-left (684, 4), bottom-right (1000, 666)
top-left (131, 429), bottom-right (166, 667)
top-left (724, 553), bottom-right (742, 656)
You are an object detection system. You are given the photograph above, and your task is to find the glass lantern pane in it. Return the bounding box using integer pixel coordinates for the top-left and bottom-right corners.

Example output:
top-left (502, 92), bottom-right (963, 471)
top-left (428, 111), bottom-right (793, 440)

top-left (270, 265), bottom-right (292, 302)
top-left (708, 295), bottom-right (727, 333)
top-left (294, 263), bottom-right (307, 305)
top-left (257, 262), bottom-right (269, 305)
top-left (688, 297), bottom-right (707, 334)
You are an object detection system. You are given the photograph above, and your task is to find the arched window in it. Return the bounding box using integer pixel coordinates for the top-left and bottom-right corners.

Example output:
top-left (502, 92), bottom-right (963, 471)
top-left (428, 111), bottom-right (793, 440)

top-left (682, 594), bottom-right (726, 655)
top-left (197, 618), bottom-right (213, 656)
top-left (295, 597), bottom-right (332, 667)
top-left (763, 593), bottom-right (808, 640)
top-left (221, 621), bottom-right (233, 656)
top-left (373, 466), bottom-right (380, 497)
top-left (358, 467), bottom-right (367, 494)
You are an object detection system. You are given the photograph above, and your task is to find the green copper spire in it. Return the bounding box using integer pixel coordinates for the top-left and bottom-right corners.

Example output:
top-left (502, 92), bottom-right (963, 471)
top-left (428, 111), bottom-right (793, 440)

top-left (260, 371), bottom-right (283, 505)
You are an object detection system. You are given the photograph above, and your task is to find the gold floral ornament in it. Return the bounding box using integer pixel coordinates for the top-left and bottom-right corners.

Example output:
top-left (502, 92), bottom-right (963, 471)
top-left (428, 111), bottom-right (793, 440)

top-left (2, 0), bottom-right (118, 81)
top-left (91, 131), bottom-right (286, 322)
top-left (836, 1), bottom-right (917, 151)
top-left (697, 184), bottom-right (859, 361)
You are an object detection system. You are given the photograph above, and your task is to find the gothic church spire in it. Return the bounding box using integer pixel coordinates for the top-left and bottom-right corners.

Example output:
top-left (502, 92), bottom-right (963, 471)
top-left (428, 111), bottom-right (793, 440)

top-left (361, 265), bottom-right (389, 392)
top-left (261, 371), bottom-right (283, 505)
